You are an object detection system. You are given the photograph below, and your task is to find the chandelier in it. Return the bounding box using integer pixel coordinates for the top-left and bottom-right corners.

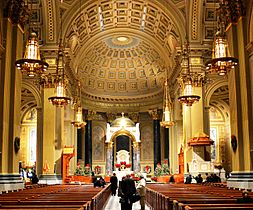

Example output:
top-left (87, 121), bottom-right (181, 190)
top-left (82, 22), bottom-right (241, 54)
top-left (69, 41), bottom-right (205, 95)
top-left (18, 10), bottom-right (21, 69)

top-left (205, 0), bottom-right (238, 76)
top-left (177, 47), bottom-right (202, 106)
top-left (48, 10), bottom-right (71, 107)
top-left (160, 79), bottom-right (174, 128)
top-left (71, 81), bottom-right (86, 128)
top-left (15, 1), bottom-right (48, 77)
top-left (177, 0), bottom-right (203, 106)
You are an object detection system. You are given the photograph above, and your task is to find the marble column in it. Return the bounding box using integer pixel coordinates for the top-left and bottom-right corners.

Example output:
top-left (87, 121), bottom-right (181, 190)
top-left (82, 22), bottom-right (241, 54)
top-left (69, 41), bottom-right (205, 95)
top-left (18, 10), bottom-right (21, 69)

top-left (85, 111), bottom-right (96, 169)
top-left (77, 127), bottom-right (84, 161)
top-left (164, 128), bottom-right (170, 167)
top-left (149, 109), bottom-right (161, 169)
top-left (106, 142), bottom-right (113, 174)
top-left (133, 142), bottom-right (140, 172)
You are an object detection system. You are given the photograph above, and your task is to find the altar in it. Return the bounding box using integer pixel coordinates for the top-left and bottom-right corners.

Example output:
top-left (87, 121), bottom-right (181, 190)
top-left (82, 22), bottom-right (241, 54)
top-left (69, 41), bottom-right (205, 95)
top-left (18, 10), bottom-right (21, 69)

top-left (105, 114), bottom-right (141, 174)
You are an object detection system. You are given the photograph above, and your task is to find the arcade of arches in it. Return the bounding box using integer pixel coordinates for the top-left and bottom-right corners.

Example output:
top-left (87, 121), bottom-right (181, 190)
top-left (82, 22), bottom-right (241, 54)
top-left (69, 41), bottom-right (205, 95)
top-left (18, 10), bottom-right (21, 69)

top-left (0, 0), bottom-right (253, 192)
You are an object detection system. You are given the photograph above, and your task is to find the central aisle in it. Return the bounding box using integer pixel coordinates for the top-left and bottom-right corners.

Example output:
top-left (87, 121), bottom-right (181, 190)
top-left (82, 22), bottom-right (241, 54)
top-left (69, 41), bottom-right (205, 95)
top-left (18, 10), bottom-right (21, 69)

top-left (104, 195), bottom-right (151, 210)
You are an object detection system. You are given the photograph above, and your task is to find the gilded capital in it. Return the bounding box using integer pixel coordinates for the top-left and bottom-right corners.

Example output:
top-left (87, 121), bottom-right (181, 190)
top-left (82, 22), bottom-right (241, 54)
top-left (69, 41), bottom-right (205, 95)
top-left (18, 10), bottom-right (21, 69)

top-left (4, 0), bottom-right (30, 26)
top-left (148, 109), bottom-right (160, 120)
top-left (87, 110), bottom-right (96, 120)
top-left (133, 142), bottom-right (140, 149)
top-left (39, 73), bottom-right (58, 88)
top-left (107, 142), bottom-right (113, 149)
top-left (129, 112), bottom-right (139, 123)
top-left (106, 112), bottom-right (116, 123)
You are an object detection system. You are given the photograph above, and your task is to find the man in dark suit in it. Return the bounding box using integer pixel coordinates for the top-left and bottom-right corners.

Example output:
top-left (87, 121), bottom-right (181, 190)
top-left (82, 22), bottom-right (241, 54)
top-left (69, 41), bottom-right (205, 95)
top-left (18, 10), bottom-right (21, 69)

top-left (110, 173), bottom-right (118, 196)
top-left (120, 174), bottom-right (136, 210)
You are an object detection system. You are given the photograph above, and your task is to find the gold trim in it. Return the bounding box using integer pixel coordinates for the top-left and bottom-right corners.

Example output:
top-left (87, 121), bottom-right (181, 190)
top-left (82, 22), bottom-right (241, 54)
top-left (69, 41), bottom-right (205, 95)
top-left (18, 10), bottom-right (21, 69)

top-left (109, 128), bottom-right (137, 143)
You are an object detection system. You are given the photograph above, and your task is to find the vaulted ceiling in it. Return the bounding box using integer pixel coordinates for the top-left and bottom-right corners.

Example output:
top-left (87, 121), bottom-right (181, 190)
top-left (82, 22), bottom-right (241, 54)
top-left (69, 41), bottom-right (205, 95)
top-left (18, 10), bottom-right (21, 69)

top-left (37, 0), bottom-right (215, 112)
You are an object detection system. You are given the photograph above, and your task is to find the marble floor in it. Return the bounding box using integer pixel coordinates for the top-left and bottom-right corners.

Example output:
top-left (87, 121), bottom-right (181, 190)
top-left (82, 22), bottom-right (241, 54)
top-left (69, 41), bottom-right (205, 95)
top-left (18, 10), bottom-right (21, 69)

top-left (104, 195), bottom-right (151, 210)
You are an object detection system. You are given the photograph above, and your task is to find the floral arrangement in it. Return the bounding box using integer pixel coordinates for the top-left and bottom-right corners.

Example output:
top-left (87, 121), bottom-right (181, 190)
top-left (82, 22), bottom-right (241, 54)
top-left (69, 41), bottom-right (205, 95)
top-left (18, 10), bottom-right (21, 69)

top-left (154, 162), bottom-right (170, 177)
top-left (74, 163), bottom-right (85, 176)
top-left (74, 163), bottom-right (91, 176)
top-left (115, 161), bottom-right (131, 170)
top-left (144, 165), bottom-right (151, 174)
top-left (94, 165), bottom-right (102, 175)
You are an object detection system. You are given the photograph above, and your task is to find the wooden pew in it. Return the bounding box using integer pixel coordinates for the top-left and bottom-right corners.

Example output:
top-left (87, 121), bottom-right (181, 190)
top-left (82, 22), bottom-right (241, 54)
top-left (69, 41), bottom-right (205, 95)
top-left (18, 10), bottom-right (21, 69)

top-left (146, 183), bottom-right (253, 210)
top-left (184, 203), bottom-right (253, 210)
top-left (0, 184), bottom-right (110, 210)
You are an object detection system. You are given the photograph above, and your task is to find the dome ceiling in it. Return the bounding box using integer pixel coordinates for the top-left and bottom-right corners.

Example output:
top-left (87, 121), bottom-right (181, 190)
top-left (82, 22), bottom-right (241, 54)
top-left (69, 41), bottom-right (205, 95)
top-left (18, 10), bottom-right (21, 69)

top-left (78, 36), bottom-right (166, 98)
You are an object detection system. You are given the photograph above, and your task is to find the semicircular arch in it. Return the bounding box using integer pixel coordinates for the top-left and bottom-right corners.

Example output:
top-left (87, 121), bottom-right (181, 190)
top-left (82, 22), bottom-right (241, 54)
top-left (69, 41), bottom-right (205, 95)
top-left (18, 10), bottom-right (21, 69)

top-left (109, 129), bottom-right (137, 144)
top-left (22, 81), bottom-right (42, 108)
top-left (205, 78), bottom-right (228, 107)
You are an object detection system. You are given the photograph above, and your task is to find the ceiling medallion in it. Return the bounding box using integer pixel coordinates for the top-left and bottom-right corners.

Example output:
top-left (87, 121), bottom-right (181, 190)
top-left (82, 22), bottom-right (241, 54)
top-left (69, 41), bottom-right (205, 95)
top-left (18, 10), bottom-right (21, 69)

top-left (116, 36), bottom-right (129, 42)
top-left (106, 36), bottom-right (139, 48)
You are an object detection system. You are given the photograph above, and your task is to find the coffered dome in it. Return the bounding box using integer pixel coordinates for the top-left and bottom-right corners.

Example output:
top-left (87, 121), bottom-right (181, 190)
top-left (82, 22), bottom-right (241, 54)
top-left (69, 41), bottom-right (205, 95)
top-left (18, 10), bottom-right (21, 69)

top-left (79, 35), bottom-right (166, 97)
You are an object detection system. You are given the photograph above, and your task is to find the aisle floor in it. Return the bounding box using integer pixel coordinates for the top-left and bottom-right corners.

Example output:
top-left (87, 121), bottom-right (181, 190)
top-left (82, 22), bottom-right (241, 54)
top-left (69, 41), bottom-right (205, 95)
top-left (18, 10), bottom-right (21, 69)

top-left (104, 195), bottom-right (151, 210)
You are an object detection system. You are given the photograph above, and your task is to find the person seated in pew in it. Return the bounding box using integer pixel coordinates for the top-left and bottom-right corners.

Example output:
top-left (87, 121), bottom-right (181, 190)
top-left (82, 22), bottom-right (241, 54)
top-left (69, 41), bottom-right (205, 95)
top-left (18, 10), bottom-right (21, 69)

top-left (237, 190), bottom-right (253, 203)
top-left (205, 173), bottom-right (212, 182)
top-left (212, 173), bottom-right (221, 183)
top-left (169, 175), bottom-right (175, 183)
top-left (194, 174), bottom-right (203, 183)
top-left (94, 176), bottom-right (106, 188)
top-left (31, 172), bottom-right (39, 184)
top-left (185, 174), bottom-right (192, 184)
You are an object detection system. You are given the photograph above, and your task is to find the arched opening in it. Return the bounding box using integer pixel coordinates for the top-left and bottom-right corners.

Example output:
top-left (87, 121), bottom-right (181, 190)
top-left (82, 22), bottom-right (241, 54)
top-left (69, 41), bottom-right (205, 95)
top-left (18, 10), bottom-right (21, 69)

top-left (209, 85), bottom-right (232, 174)
top-left (19, 86), bottom-right (40, 181)
top-left (110, 129), bottom-right (137, 172)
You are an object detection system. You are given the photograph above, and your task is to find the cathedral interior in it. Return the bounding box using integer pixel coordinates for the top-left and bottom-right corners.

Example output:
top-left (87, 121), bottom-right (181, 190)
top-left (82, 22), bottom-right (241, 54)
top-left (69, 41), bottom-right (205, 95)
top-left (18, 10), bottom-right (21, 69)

top-left (0, 0), bottom-right (253, 192)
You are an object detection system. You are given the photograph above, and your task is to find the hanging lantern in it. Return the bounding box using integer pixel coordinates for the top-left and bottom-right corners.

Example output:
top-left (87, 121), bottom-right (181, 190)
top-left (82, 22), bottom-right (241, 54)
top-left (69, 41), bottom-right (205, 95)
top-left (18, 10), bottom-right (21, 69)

top-left (15, 32), bottom-right (49, 77)
top-left (71, 81), bottom-right (86, 128)
top-left (205, 1), bottom-right (238, 76)
top-left (48, 77), bottom-right (71, 107)
top-left (48, 7), bottom-right (71, 107)
top-left (71, 106), bottom-right (86, 128)
top-left (178, 74), bottom-right (201, 106)
top-left (160, 80), bottom-right (174, 128)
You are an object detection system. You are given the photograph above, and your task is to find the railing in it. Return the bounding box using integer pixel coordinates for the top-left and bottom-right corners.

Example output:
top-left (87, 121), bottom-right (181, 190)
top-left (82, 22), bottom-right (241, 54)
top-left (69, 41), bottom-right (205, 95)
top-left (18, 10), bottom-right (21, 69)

top-left (91, 183), bottom-right (111, 210)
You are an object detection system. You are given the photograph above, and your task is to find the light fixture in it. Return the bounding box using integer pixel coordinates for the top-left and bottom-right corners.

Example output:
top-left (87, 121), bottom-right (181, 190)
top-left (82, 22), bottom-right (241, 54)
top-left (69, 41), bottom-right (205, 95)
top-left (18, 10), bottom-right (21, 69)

top-left (15, 1), bottom-right (48, 77)
top-left (177, 0), bottom-right (203, 106)
top-left (205, 0), bottom-right (238, 76)
top-left (177, 48), bottom-right (202, 106)
top-left (71, 81), bottom-right (86, 128)
top-left (160, 79), bottom-right (174, 128)
top-left (177, 75), bottom-right (201, 106)
top-left (48, 9), bottom-right (71, 107)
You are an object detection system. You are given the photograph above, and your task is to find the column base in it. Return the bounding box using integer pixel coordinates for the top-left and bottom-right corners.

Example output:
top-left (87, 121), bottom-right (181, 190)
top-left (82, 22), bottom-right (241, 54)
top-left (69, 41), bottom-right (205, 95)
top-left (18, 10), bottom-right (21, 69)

top-left (39, 174), bottom-right (62, 185)
top-left (0, 174), bottom-right (24, 193)
top-left (227, 171), bottom-right (253, 190)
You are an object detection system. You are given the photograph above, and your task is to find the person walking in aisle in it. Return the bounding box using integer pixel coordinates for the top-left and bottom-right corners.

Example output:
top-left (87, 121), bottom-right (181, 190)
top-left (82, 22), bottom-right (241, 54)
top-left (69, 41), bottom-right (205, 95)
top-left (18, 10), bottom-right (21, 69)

top-left (120, 174), bottom-right (136, 210)
top-left (110, 173), bottom-right (118, 196)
